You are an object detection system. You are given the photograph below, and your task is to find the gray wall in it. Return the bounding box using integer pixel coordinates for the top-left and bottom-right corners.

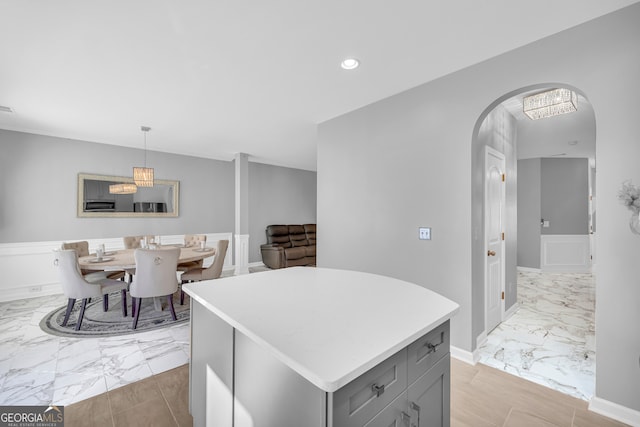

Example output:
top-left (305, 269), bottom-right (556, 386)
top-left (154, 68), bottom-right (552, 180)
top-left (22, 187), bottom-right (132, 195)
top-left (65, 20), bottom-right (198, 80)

top-left (541, 158), bottom-right (589, 235)
top-left (472, 104), bottom-right (518, 337)
top-left (517, 158), bottom-right (542, 268)
top-left (248, 162), bottom-right (317, 263)
top-left (0, 130), bottom-right (317, 268)
top-left (0, 129), bottom-right (235, 243)
top-left (517, 157), bottom-right (590, 269)
top-left (318, 3), bottom-right (640, 411)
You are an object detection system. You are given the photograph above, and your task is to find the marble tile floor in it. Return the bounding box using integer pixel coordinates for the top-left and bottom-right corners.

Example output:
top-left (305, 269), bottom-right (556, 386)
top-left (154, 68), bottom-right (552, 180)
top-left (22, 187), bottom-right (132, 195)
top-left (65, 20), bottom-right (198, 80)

top-left (0, 292), bottom-right (191, 407)
top-left (478, 270), bottom-right (596, 401)
top-left (0, 265), bottom-right (270, 407)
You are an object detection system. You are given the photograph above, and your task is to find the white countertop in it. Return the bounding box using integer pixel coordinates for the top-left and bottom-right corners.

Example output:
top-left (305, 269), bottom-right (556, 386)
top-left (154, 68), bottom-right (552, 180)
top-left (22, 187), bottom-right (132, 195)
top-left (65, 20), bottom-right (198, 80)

top-left (184, 267), bottom-right (459, 392)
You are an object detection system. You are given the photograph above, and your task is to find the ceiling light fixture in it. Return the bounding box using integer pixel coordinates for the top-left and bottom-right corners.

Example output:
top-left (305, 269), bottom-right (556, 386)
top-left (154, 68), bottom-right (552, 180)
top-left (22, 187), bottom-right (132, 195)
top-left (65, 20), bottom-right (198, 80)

top-left (133, 126), bottom-right (154, 187)
top-left (109, 183), bottom-right (138, 194)
top-left (341, 58), bottom-right (360, 70)
top-left (523, 88), bottom-right (577, 120)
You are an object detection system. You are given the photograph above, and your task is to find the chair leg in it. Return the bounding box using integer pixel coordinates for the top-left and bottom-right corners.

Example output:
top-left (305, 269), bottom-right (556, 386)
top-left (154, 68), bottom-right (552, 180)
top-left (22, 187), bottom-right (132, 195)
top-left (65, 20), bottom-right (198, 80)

top-left (121, 289), bottom-right (127, 317)
top-left (76, 298), bottom-right (89, 331)
top-left (103, 293), bottom-right (109, 312)
top-left (62, 298), bottom-right (75, 326)
top-left (180, 282), bottom-right (185, 305)
top-left (132, 297), bottom-right (141, 329)
top-left (168, 294), bottom-right (177, 321)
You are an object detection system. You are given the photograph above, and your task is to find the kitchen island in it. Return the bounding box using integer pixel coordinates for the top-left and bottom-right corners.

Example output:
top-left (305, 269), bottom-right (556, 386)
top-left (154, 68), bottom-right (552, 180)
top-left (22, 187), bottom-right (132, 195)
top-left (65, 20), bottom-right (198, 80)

top-left (184, 267), bottom-right (459, 427)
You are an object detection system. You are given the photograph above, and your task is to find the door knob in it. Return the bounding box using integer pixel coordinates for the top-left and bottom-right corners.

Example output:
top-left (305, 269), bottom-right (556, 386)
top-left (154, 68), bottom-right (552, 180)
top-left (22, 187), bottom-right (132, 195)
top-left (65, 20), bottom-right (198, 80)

top-left (487, 250), bottom-right (496, 256)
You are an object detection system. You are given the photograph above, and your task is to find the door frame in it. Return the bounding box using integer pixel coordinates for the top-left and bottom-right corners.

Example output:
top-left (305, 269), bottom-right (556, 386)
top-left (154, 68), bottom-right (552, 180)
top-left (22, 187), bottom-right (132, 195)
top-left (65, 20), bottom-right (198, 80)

top-left (484, 146), bottom-right (506, 334)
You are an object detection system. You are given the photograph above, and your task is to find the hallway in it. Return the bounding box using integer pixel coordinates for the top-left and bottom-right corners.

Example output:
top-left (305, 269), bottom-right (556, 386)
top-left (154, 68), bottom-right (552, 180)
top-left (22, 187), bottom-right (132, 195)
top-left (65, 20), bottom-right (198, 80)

top-left (478, 270), bottom-right (596, 400)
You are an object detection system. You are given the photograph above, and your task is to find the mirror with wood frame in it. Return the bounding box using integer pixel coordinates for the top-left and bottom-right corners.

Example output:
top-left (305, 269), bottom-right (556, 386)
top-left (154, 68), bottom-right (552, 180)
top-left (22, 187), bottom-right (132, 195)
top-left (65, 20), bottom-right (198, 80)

top-left (77, 173), bottom-right (179, 218)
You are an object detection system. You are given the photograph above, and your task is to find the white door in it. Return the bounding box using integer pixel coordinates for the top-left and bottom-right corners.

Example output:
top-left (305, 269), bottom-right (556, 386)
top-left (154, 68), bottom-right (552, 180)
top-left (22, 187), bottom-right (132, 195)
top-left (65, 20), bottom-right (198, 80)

top-left (485, 147), bottom-right (505, 334)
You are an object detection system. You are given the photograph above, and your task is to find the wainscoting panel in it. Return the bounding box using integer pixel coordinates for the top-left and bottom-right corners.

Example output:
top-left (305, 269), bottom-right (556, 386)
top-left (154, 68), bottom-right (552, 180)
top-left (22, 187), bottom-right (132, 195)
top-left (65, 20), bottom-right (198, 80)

top-left (540, 234), bottom-right (591, 273)
top-left (0, 232), bottom-right (233, 302)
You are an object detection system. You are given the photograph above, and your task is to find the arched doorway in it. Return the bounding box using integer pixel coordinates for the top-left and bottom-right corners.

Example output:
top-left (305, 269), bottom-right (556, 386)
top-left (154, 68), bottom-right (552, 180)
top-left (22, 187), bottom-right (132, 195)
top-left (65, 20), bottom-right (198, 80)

top-left (471, 84), bottom-right (596, 400)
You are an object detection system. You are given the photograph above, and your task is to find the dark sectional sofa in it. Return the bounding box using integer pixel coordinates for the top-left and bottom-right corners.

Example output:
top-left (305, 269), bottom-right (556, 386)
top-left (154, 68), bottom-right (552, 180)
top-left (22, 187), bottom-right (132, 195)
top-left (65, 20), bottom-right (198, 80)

top-left (260, 224), bottom-right (316, 269)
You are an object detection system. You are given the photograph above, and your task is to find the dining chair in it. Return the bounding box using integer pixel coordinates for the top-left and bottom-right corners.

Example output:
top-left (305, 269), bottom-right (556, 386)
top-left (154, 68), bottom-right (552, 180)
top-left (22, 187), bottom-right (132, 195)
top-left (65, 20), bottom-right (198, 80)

top-left (61, 241), bottom-right (125, 282)
top-left (122, 236), bottom-right (154, 249)
top-left (179, 239), bottom-right (229, 304)
top-left (53, 249), bottom-right (129, 331)
top-left (130, 247), bottom-right (181, 329)
top-left (177, 234), bottom-right (207, 272)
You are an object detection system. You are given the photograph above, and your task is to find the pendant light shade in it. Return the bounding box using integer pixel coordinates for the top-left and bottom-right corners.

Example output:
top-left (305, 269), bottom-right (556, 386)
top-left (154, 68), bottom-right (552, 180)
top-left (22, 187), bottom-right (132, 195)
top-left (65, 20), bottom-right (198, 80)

top-left (133, 126), bottom-right (154, 187)
top-left (109, 183), bottom-right (138, 194)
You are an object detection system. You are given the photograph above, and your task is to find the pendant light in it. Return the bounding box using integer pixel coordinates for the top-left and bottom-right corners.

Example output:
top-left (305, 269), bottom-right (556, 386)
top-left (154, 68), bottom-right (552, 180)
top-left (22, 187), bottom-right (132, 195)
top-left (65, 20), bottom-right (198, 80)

top-left (109, 183), bottom-right (137, 194)
top-left (133, 126), bottom-right (154, 187)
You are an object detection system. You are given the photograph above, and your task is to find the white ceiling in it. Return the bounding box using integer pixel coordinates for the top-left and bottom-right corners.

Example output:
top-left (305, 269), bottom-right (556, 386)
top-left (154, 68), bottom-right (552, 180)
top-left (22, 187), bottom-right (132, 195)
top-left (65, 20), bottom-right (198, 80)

top-left (1, 1), bottom-right (637, 171)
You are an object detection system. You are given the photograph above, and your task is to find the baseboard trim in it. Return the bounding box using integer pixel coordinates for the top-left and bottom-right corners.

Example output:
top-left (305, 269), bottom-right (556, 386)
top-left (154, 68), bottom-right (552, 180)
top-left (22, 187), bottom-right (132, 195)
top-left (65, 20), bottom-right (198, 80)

top-left (589, 396), bottom-right (640, 426)
top-left (503, 302), bottom-right (519, 321)
top-left (517, 266), bottom-right (541, 273)
top-left (476, 331), bottom-right (488, 350)
top-left (451, 345), bottom-right (479, 365)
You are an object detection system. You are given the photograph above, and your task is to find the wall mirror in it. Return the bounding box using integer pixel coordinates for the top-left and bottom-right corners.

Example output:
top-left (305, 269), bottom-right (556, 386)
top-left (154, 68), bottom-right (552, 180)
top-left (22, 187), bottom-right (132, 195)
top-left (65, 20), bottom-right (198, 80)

top-left (77, 173), bottom-right (180, 218)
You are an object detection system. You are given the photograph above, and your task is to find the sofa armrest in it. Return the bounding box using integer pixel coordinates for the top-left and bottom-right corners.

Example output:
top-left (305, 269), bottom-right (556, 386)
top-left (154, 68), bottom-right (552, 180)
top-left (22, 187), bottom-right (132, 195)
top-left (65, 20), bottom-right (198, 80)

top-left (260, 244), bottom-right (285, 269)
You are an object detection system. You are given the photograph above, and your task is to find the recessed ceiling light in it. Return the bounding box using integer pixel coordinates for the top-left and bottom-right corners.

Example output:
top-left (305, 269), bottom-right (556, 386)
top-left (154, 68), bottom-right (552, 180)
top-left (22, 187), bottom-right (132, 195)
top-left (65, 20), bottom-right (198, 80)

top-left (341, 58), bottom-right (360, 70)
top-left (0, 105), bottom-right (13, 113)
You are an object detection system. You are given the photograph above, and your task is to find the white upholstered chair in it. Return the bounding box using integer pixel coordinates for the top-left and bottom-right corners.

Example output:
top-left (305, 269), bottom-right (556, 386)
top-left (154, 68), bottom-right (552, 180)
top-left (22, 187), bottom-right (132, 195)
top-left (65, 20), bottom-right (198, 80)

top-left (177, 234), bottom-right (207, 272)
top-left (61, 241), bottom-right (125, 282)
top-left (130, 247), bottom-right (180, 329)
top-left (123, 235), bottom-right (160, 250)
top-left (53, 249), bottom-right (129, 331)
top-left (180, 239), bottom-right (229, 304)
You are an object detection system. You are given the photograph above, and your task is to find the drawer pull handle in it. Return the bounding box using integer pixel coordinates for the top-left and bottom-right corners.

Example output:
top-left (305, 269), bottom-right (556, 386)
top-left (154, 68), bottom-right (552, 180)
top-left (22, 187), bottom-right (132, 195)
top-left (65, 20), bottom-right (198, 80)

top-left (410, 402), bottom-right (421, 427)
top-left (424, 331), bottom-right (445, 354)
top-left (371, 383), bottom-right (385, 397)
top-left (401, 411), bottom-right (411, 426)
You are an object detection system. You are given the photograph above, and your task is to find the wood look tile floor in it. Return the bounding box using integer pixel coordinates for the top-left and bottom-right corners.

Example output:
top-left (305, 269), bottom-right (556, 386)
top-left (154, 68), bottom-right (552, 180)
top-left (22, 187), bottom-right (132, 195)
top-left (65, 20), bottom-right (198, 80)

top-left (66, 359), bottom-right (628, 427)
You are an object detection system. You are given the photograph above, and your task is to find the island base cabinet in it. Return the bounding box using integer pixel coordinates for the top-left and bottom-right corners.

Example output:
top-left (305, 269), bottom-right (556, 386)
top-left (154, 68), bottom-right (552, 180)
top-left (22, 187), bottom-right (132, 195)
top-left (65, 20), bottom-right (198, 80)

top-left (189, 299), bottom-right (450, 427)
top-left (360, 356), bottom-right (450, 427)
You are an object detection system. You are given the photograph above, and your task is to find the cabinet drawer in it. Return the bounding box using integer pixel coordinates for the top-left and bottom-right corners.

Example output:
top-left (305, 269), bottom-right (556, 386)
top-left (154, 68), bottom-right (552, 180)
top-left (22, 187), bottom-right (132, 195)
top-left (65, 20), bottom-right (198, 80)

top-left (333, 348), bottom-right (408, 427)
top-left (407, 321), bottom-right (449, 384)
top-left (363, 391), bottom-right (408, 427)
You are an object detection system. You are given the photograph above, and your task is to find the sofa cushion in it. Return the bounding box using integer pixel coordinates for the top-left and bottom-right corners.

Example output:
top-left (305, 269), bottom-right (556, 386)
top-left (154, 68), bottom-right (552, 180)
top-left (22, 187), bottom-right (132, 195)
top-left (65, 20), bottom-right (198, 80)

top-left (304, 224), bottom-right (316, 244)
top-left (266, 225), bottom-right (292, 248)
top-left (304, 246), bottom-right (316, 257)
top-left (284, 246), bottom-right (306, 260)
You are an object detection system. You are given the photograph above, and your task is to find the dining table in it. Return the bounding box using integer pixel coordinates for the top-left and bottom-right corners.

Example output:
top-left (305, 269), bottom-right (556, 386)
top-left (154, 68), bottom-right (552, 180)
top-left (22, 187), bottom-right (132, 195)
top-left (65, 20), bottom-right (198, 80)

top-left (78, 245), bottom-right (216, 311)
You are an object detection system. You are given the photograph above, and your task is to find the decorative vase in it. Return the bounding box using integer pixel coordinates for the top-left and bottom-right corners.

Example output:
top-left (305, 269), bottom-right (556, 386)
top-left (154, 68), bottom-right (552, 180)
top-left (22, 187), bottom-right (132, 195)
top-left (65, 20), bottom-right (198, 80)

top-left (630, 213), bottom-right (640, 235)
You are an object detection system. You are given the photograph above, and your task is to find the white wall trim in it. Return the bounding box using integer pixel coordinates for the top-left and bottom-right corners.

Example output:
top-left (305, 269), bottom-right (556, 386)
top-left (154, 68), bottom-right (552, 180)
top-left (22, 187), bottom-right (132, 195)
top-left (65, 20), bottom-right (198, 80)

top-left (517, 266), bottom-right (541, 273)
top-left (589, 396), bottom-right (640, 426)
top-left (451, 345), bottom-right (479, 365)
top-left (234, 234), bottom-right (250, 275)
top-left (540, 234), bottom-right (591, 273)
top-left (475, 331), bottom-right (488, 350)
top-left (0, 232), bottom-right (233, 302)
top-left (503, 302), bottom-right (519, 321)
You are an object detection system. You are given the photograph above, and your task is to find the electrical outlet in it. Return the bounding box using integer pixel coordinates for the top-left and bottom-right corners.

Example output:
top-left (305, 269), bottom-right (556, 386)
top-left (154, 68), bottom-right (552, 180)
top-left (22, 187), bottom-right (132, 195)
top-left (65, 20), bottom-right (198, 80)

top-left (29, 286), bottom-right (42, 293)
top-left (419, 227), bottom-right (431, 240)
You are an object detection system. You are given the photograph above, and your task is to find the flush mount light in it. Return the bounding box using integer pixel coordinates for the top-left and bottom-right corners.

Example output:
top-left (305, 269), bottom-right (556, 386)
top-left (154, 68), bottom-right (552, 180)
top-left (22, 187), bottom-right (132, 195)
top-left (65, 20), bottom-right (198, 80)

top-left (523, 88), bottom-right (577, 120)
top-left (341, 58), bottom-right (360, 70)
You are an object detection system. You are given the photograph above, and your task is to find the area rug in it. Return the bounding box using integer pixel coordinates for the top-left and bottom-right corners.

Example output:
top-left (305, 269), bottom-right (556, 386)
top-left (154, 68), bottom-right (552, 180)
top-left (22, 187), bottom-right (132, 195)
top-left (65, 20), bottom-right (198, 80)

top-left (40, 291), bottom-right (190, 338)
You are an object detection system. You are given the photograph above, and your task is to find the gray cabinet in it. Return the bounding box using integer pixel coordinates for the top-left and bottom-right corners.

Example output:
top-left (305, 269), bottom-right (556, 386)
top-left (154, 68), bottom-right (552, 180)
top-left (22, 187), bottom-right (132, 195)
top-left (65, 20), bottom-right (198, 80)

top-left (189, 299), bottom-right (451, 427)
top-left (331, 321), bottom-right (450, 427)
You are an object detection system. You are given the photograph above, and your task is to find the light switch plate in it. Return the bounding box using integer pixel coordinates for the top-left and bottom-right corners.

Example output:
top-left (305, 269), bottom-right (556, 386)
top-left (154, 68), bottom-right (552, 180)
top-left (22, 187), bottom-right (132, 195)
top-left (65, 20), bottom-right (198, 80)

top-left (419, 227), bottom-right (431, 240)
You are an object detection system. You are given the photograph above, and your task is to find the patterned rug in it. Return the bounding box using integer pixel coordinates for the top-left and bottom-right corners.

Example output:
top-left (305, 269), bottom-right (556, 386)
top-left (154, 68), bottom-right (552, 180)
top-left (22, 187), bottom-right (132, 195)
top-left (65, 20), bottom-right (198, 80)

top-left (39, 290), bottom-right (190, 338)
